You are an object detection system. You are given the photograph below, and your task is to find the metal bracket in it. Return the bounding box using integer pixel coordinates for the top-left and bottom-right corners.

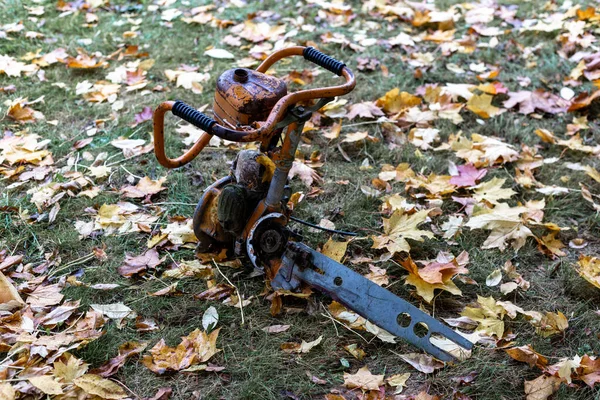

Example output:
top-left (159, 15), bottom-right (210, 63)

top-left (272, 242), bottom-right (473, 362)
top-left (274, 97), bottom-right (333, 130)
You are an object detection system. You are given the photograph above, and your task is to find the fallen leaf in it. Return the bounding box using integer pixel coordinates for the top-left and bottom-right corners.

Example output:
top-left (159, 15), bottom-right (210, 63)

top-left (320, 238), bottom-right (348, 263)
top-left (204, 48), bottom-right (235, 59)
top-left (386, 373), bottom-right (410, 394)
top-left (399, 353), bottom-right (444, 373)
top-left (466, 93), bottom-right (501, 118)
top-left (281, 336), bottom-right (323, 354)
top-left (202, 306), bottom-right (219, 331)
top-left (262, 324), bottom-right (290, 333)
top-left (121, 176), bottom-right (167, 198)
top-left (92, 341), bottom-right (148, 377)
top-left (371, 209), bottom-right (433, 255)
top-left (486, 269), bottom-right (502, 287)
top-left (524, 375), bottom-right (561, 400)
top-left (28, 376), bottom-right (63, 395)
top-left (506, 345), bottom-right (548, 368)
top-left (343, 366), bottom-right (384, 391)
top-left (73, 374), bottom-right (127, 399)
top-left (575, 255), bottom-right (600, 290)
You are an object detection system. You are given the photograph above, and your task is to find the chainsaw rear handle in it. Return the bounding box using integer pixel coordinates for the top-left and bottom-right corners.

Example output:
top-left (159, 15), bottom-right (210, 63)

top-left (153, 46), bottom-right (355, 169)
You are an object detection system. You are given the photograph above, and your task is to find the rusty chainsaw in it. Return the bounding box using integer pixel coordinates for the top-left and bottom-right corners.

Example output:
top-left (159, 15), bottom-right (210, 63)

top-left (152, 46), bottom-right (472, 361)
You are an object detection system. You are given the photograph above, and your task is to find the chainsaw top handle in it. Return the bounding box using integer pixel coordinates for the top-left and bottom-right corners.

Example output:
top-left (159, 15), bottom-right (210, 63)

top-left (153, 46), bottom-right (355, 168)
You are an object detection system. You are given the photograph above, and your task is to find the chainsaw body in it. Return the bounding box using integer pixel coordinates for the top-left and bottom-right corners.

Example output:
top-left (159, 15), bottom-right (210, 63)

top-left (152, 47), bottom-right (473, 361)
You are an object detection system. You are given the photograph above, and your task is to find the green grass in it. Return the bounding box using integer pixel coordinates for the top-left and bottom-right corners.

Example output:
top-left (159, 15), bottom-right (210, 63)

top-left (2, 0), bottom-right (600, 399)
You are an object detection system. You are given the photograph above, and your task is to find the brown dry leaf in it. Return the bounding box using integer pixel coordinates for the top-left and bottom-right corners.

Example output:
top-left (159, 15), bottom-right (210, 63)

top-left (376, 88), bottom-right (422, 114)
top-left (579, 355), bottom-right (600, 387)
top-left (136, 316), bottom-right (160, 332)
top-left (524, 375), bottom-right (561, 400)
top-left (26, 283), bottom-right (64, 308)
top-left (343, 366), bottom-right (384, 391)
top-left (575, 255), bottom-right (600, 289)
top-left (321, 238), bottom-right (348, 263)
top-left (66, 49), bottom-right (108, 69)
top-left (0, 271), bottom-right (24, 305)
top-left (118, 248), bottom-right (165, 277)
top-left (346, 102), bottom-right (384, 120)
top-left (6, 98), bottom-right (44, 123)
top-left (506, 345), bottom-right (548, 368)
top-left (0, 254), bottom-right (23, 271)
top-left (121, 177), bottom-right (167, 198)
top-left (504, 90), bottom-right (569, 115)
top-left (342, 131), bottom-right (378, 143)
top-left (364, 265), bottom-right (389, 286)
top-left (405, 174), bottom-right (456, 198)
top-left (371, 209), bottom-right (433, 255)
top-left (28, 376), bottom-right (63, 395)
top-left (281, 335), bottom-right (322, 354)
top-left (92, 341), bottom-right (148, 377)
top-left (73, 374), bottom-right (127, 399)
top-left (143, 328), bottom-right (220, 374)
top-left (162, 219), bottom-right (197, 245)
top-left (568, 90), bottom-right (600, 112)
top-left (162, 259), bottom-right (214, 280)
top-left (414, 392), bottom-right (441, 400)
top-left (399, 353), bottom-right (445, 373)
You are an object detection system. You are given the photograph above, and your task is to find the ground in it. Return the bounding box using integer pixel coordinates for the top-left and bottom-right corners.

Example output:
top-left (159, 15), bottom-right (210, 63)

top-left (1, 0), bottom-right (600, 399)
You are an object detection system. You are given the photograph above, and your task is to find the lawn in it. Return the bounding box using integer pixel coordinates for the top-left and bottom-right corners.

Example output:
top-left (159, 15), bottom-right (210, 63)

top-left (1, 0), bottom-right (600, 399)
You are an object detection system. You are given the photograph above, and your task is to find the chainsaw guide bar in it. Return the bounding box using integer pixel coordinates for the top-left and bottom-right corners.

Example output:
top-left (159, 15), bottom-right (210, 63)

top-left (272, 242), bottom-right (473, 362)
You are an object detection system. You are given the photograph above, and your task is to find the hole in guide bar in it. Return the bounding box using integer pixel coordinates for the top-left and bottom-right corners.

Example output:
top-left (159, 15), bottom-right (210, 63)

top-left (396, 313), bottom-right (411, 328)
top-left (414, 322), bottom-right (429, 338)
top-left (333, 277), bottom-right (343, 286)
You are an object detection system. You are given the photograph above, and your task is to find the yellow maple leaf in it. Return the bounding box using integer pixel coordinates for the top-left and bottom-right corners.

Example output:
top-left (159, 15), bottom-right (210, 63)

top-left (405, 174), bottom-right (456, 197)
top-left (575, 255), bottom-right (600, 289)
top-left (376, 88), bottom-right (422, 114)
top-left (371, 209), bottom-right (433, 255)
top-left (461, 295), bottom-right (506, 338)
top-left (466, 93), bottom-right (501, 118)
top-left (320, 238), bottom-right (348, 263)
top-left (472, 177), bottom-right (516, 204)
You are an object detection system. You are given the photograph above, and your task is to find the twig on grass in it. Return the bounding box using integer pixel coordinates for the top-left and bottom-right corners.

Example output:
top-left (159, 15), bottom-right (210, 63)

top-left (212, 259), bottom-right (245, 325)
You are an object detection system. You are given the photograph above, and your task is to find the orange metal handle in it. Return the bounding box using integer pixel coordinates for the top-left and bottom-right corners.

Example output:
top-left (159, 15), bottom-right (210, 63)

top-left (153, 101), bottom-right (214, 168)
top-left (153, 46), bottom-right (356, 169)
